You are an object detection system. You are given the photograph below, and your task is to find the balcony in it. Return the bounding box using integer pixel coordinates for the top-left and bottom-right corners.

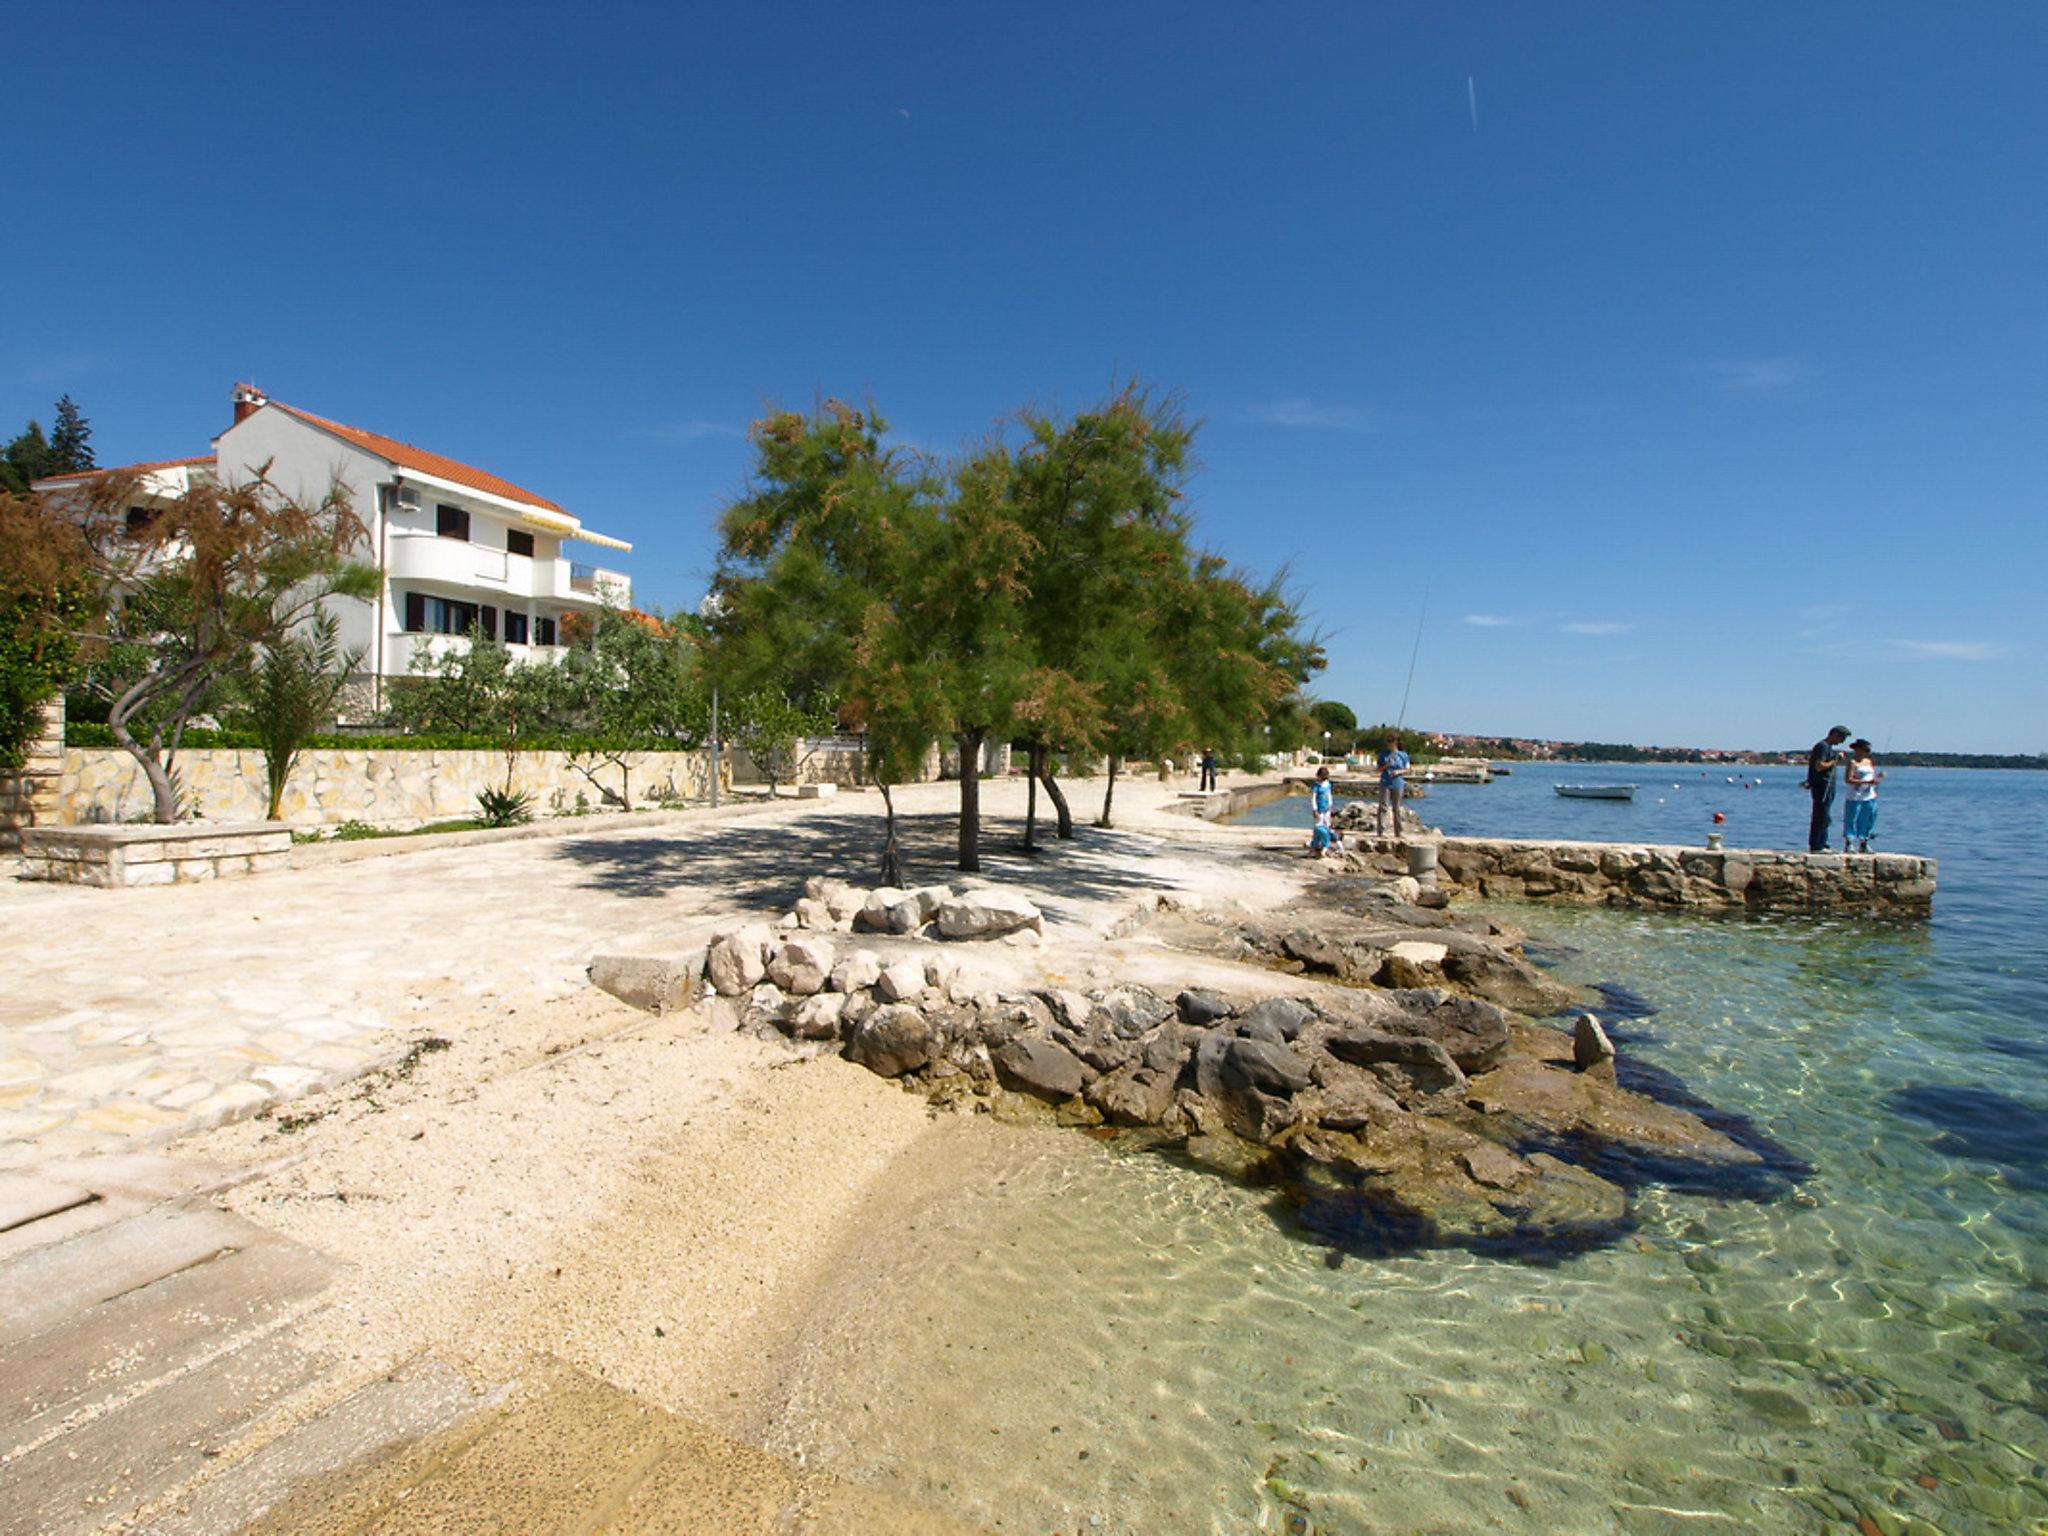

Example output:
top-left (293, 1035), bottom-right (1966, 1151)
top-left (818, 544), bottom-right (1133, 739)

top-left (386, 531), bottom-right (629, 607)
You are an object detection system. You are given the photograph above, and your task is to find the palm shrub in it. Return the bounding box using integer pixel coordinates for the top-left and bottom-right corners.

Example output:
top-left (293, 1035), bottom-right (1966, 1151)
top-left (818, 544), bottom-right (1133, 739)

top-left (241, 611), bottom-right (362, 820)
top-left (475, 785), bottom-right (533, 827)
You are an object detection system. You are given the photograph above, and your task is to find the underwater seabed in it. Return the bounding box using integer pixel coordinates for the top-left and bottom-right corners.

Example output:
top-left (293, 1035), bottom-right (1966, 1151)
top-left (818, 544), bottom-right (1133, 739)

top-left (763, 899), bottom-right (2048, 1536)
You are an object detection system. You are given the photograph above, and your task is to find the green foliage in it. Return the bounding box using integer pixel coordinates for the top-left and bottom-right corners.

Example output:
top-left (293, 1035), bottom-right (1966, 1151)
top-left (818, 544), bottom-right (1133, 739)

top-left (231, 610), bottom-right (364, 819)
top-left (329, 819), bottom-right (380, 840)
top-left (64, 722), bottom-right (704, 753)
top-left (0, 422), bottom-right (53, 496)
top-left (729, 687), bottom-right (838, 794)
top-left (1309, 699), bottom-right (1357, 743)
top-left (475, 785), bottom-right (534, 827)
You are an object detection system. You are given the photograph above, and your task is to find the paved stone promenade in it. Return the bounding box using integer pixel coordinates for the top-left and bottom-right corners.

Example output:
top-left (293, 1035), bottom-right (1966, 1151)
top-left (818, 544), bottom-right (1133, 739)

top-left (0, 798), bottom-right (819, 1168)
top-left (0, 775), bottom-right (1267, 1169)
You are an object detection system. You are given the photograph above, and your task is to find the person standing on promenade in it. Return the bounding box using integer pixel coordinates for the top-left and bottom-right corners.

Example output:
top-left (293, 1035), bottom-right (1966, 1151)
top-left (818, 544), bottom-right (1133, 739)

top-left (1309, 765), bottom-right (1335, 853)
top-left (1200, 748), bottom-right (1218, 793)
top-left (1376, 733), bottom-right (1410, 836)
top-left (1842, 739), bottom-right (1884, 853)
top-left (1805, 725), bottom-right (1851, 853)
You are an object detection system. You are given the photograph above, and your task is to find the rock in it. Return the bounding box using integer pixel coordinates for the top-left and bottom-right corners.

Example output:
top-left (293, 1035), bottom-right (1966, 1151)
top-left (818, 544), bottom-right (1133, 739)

top-left (1324, 1030), bottom-right (1466, 1101)
top-left (743, 983), bottom-right (798, 1033)
top-left (1041, 989), bottom-right (1095, 1030)
top-left (588, 950), bottom-right (703, 1015)
top-left (768, 935), bottom-right (835, 996)
top-left (992, 1036), bottom-right (1091, 1100)
top-left (1301, 1067), bottom-right (1402, 1132)
top-left (877, 957), bottom-right (929, 1003)
top-left (846, 1004), bottom-right (940, 1076)
top-left (1573, 1012), bottom-right (1616, 1072)
top-left (1085, 1063), bottom-right (1180, 1125)
top-left (1385, 875), bottom-right (1422, 904)
top-left (791, 992), bottom-right (846, 1040)
top-left (1388, 940), bottom-right (1446, 967)
top-left (924, 954), bottom-right (961, 993)
top-left (1091, 988), bottom-right (1175, 1037)
top-left (1377, 954), bottom-right (1439, 990)
top-left (840, 988), bottom-right (878, 1030)
top-left (1176, 989), bottom-right (1232, 1026)
top-left (1192, 1027), bottom-right (1234, 1100)
top-left (1458, 1142), bottom-right (1529, 1190)
top-left (829, 948), bottom-right (882, 993)
top-left (1140, 1023), bottom-right (1197, 1074)
top-left (1440, 939), bottom-right (1578, 1014)
top-left (804, 876), bottom-right (866, 926)
top-left (706, 924), bottom-right (774, 996)
top-left (937, 888), bottom-right (1045, 939)
top-left (1183, 1131), bottom-right (1275, 1181)
top-left (1222, 1037), bottom-right (1313, 1097)
top-left (791, 897), bottom-right (843, 931)
top-left (856, 887), bottom-right (905, 924)
top-left (1234, 1014), bottom-right (1288, 1046)
top-left (1236, 997), bottom-right (1315, 1041)
top-left (1388, 990), bottom-right (1513, 1074)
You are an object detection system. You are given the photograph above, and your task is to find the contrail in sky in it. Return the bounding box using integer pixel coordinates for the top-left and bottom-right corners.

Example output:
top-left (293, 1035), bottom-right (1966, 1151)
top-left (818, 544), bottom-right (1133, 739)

top-left (1468, 75), bottom-right (1479, 132)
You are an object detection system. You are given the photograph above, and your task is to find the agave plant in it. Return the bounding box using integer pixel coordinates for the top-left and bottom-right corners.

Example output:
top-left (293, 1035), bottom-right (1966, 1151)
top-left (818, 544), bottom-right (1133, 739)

top-left (475, 785), bottom-right (534, 828)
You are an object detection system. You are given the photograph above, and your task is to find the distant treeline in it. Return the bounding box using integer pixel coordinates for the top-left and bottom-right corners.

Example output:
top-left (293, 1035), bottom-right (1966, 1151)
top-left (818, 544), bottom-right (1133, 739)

top-left (1475, 739), bottom-right (2047, 770)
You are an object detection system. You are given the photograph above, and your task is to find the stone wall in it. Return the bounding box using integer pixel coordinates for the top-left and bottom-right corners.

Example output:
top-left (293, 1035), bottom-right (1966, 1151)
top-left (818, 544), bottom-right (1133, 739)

top-left (0, 699), bottom-right (65, 852)
top-left (1434, 836), bottom-right (1937, 919)
top-left (21, 822), bottom-right (291, 887)
top-left (53, 745), bottom-right (724, 831)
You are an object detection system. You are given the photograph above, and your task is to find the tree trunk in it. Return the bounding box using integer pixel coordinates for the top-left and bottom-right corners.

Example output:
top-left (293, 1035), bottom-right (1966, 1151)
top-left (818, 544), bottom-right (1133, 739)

top-left (956, 727), bottom-right (985, 872)
top-left (1022, 743), bottom-right (1041, 852)
top-left (1097, 756), bottom-right (1120, 828)
top-left (879, 781), bottom-right (903, 887)
top-left (1040, 753), bottom-right (1074, 839)
top-left (108, 675), bottom-right (183, 824)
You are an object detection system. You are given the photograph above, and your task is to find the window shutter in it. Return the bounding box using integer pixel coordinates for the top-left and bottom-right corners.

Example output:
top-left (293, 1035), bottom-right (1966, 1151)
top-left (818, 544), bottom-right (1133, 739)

top-left (481, 605), bottom-right (498, 640)
top-left (404, 592), bottom-right (426, 632)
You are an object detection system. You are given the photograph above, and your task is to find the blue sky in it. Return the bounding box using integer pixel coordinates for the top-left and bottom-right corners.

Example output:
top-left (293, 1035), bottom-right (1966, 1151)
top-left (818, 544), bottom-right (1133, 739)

top-left (6, 2), bottom-right (2043, 752)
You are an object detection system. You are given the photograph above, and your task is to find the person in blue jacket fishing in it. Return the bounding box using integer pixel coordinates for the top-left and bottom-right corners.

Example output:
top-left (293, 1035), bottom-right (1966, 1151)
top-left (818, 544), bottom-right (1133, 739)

top-left (1376, 734), bottom-right (1411, 836)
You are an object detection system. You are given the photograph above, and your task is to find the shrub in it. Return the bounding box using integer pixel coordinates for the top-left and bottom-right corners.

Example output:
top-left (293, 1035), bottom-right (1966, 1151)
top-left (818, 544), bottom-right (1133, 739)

top-left (475, 786), bottom-right (534, 828)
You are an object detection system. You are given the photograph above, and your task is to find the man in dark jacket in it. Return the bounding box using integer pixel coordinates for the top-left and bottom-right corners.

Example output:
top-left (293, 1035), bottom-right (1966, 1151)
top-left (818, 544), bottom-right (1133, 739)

top-left (1805, 726), bottom-right (1851, 853)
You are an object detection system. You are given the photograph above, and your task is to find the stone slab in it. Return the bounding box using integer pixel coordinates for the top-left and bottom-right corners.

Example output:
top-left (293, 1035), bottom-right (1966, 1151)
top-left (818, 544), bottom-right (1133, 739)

top-left (0, 1173), bottom-right (97, 1234)
top-left (0, 1200), bottom-right (263, 1350)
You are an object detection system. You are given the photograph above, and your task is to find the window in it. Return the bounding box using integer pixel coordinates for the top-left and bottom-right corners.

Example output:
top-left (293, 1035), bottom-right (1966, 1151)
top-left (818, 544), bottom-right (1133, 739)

top-left (503, 611), bottom-right (530, 645)
top-left (124, 506), bottom-right (156, 535)
top-left (401, 593), bottom-right (480, 635)
top-left (535, 616), bottom-right (557, 647)
top-left (479, 605), bottom-right (498, 641)
top-left (506, 529), bottom-right (535, 558)
top-left (436, 504), bottom-right (470, 541)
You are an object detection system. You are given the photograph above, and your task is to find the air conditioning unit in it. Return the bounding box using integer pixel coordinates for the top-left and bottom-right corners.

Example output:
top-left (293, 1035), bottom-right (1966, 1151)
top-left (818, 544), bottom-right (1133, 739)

top-left (391, 486), bottom-right (423, 512)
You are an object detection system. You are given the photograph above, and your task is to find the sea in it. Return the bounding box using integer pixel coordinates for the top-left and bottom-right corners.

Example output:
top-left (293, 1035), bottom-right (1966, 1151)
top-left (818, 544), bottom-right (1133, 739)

top-left (768, 764), bottom-right (2048, 1535)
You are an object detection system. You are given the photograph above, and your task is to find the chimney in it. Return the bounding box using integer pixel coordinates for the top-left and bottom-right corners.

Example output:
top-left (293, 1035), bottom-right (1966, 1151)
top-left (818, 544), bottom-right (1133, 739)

top-left (231, 382), bottom-right (268, 424)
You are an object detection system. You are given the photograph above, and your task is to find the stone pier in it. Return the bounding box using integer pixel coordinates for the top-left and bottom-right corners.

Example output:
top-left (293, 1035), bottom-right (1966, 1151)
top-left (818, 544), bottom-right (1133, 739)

top-left (1433, 836), bottom-right (1936, 919)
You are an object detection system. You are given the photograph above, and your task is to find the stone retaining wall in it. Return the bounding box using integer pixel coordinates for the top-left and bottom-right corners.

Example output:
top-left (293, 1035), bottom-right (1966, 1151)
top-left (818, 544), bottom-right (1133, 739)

top-left (21, 822), bottom-right (291, 887)
top-left (54, 745), bottom-right (724, 831)
top-left (1435, 836), bottom-right (1936, 918)
top-left (0, 700), bottom-right (66, 852)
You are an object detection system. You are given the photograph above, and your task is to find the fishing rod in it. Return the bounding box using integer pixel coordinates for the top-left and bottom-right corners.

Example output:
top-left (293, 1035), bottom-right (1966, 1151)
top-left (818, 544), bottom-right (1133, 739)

top-left (1395, 582), bottom-right (1430, 731)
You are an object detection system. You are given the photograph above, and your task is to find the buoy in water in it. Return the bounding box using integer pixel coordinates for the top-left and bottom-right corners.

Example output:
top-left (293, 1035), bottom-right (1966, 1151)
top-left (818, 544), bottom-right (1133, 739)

top-left (1712, 811), bottom-right (1727, 824)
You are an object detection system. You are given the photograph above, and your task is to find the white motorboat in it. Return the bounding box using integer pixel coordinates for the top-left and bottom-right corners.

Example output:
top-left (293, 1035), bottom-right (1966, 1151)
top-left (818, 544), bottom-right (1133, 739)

top-left (1555, 784), bottom-right (1638, 801)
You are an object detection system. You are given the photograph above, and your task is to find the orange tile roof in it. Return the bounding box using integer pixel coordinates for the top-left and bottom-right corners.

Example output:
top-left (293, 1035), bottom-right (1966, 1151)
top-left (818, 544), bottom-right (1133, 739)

top-left (36, 454), bottom-right (216, 484)
top-left (274, 404), bottom-right (567, 515)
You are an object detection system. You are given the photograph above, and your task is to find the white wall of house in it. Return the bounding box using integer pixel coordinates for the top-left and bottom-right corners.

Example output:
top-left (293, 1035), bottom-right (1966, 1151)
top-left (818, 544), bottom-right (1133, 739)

top-left (213, 407), bottom-right (631, 702)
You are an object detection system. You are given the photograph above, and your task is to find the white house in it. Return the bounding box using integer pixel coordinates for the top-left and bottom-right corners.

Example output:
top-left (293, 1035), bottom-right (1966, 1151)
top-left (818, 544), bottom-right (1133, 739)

top-left (36, 384), bottom-right (633, 711)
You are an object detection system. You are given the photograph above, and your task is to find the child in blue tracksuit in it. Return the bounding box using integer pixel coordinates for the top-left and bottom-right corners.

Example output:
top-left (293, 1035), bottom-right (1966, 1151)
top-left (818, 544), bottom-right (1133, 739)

top-left (1309, 766), bottom-right (1342, 855)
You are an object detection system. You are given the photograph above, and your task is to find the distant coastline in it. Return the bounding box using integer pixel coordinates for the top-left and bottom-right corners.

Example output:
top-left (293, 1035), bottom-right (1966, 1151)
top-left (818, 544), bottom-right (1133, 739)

top-left (1446, 740), bottom-right (2046, 771)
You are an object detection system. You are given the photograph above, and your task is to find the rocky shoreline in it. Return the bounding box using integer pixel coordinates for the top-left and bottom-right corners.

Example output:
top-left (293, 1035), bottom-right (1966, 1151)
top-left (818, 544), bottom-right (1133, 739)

top-left (594, 864), bottom-right (1788, 1258)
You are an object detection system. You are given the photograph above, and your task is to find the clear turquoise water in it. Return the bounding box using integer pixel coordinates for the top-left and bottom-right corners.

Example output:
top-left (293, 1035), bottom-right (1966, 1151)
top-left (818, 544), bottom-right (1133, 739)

top-left (773, 767), bottom-right (2048, 1534)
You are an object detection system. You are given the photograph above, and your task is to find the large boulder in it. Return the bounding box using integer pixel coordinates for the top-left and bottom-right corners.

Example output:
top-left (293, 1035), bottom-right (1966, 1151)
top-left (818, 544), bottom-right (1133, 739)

top-left (1235, 997), bottom-right (1316, 1042)
top-left (768, 935), bottom-right (835, 996)
top-left (876, 957), bottom-right (929, 1003)
top-left (847, 1004), bottom-right (941, 1076)
top-left (706, 924), bottom-right (774, 996)
top-left (829, 949), bottom-right (883, 993)
top-left (1176, 989), bottom-right (1232, 1027)
top-left (992, 1036), bottom-right (1091, 1100)
top-left (1386, 990), bottom-right (1513, 1074)
top-left (938, 889), bottom-right (1044, 940)
top-left (790, 992), bottom-right (846, 1041)
top-left (588, 951), bottom-right (704, 1015)
top-left (804, 876), bottom-right (866, 927)
top-left (1221, 1037), bottom-right (1314, 1097)
top-left (857, 887), bottom-right (909, 931)
top-left (1324, 1030), bottom-right (1467, 1102)
top-left (1085, 1062), bottom-right (1180, 1126)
